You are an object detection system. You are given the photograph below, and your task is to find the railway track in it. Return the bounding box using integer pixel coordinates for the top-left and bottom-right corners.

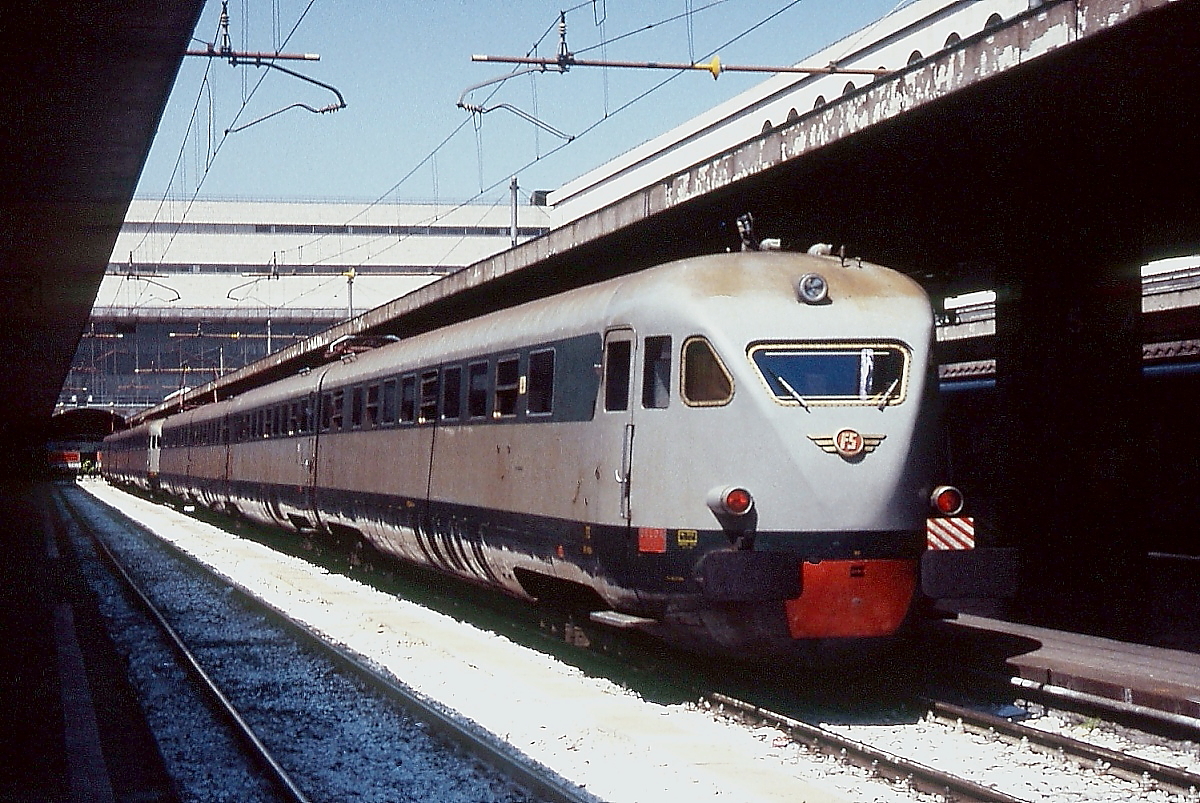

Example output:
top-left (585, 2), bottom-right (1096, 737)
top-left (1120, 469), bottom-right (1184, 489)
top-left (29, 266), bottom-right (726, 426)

top-left (76, 495), bottom-right (314, 803)
top-left (922, 697), bottom-right (1200, 797)
top-left (706, 690), bottom-right (1200, 803)
top-left (71, 480), bottom-right (1200, 803)
top-left (55, 484), bottom-right (589, 803)
top-left (707, 693), bottom-right (1027, 803)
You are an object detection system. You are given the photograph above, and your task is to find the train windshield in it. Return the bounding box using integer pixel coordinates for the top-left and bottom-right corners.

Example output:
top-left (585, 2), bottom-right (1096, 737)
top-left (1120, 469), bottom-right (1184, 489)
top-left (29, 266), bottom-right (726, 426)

top-left (749, 342), bottom-right (909, 406)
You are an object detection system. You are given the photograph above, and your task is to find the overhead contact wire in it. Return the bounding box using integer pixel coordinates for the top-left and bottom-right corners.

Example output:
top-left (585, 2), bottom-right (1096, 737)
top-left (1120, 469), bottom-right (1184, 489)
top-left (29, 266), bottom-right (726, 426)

top-left (139, 0), bottom-right (320, 269)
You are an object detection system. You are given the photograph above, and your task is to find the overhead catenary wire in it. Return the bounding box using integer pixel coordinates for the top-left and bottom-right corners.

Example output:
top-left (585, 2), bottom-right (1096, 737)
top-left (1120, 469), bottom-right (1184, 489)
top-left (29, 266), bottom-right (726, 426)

top-left (132, 0), bottom-right (322, 270)
top-left (140, 0), bottom-right (829, 310)
top-left (264, 3), bottom-right (591, 276)
top-left (258, 0), bottom-right (699, 275)
top-left (472, 0), bottom-right (890, 79)
top-left (472, 52), bottom-right (889, 78)
top-left (230, 0), bottom-right (820, 309)
top-left (186, 2), bottom-right (346, 131)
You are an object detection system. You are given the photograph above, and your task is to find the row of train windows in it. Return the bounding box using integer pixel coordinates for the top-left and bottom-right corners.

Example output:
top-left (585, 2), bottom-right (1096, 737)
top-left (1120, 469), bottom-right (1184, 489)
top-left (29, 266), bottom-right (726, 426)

top-left (244, 336), bottom-right (732, 440)
top-left (174, 348), bottom-right (563, 445)
top-left (320, 348), bottom-right (556, 433)
top-left (165, 335), bottom-right (734, 447)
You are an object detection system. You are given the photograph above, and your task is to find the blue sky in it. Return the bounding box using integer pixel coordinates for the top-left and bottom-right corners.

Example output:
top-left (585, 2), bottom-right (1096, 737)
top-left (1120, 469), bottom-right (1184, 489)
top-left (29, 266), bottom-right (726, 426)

top-left (137, 1), bottom-right (907, 208)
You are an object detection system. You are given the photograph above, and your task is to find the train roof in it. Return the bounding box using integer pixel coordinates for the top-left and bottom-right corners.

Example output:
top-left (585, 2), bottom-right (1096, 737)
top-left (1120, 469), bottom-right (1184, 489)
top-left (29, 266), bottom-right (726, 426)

top-left (157, 249), bottom-right (931, 422)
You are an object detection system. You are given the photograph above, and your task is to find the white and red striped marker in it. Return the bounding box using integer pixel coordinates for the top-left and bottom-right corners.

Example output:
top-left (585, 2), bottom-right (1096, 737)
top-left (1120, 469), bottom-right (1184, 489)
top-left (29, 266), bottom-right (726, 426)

top-left (926, 516), bottom-right (975, 550)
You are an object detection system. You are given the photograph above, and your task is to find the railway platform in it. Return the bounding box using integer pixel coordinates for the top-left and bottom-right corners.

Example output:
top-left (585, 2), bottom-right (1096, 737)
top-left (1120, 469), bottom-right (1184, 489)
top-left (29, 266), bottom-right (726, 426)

top-left (0, 480), bottom-right (176, 803)
top-left (920, 612), bottom-right (1200, 731)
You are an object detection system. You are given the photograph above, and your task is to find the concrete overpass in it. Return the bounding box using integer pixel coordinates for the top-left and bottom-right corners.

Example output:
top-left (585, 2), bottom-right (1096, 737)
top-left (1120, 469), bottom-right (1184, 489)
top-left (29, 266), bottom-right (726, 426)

top-left (137, 0), bottom-right (1200, 631)
top-left (0, 1), bottom-right (207, 473)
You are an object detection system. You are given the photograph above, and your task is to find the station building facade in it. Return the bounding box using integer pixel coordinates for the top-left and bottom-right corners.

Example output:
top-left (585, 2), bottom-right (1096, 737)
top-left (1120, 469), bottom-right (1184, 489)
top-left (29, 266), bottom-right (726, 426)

top-left (60, 199), bottom-right (550, 417)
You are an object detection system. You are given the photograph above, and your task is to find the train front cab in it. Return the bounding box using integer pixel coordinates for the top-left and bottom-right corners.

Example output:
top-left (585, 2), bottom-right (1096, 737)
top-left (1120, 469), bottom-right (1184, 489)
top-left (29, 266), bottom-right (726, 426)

top-left (586, 254), bottom-right (952, 656)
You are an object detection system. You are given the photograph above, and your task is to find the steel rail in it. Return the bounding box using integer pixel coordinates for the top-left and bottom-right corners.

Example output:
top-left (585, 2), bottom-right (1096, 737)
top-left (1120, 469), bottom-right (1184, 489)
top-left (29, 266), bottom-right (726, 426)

top-left (707, 692), bottom-right (1031, 803)
top-left (54, 488), bottom-right (314, 803)
top-left (957, 665), bottom-right (1200, 742)
top-left (68, 487), bottom-right (598, 803)
top-left (924, 697), bottom-right (1200, 795)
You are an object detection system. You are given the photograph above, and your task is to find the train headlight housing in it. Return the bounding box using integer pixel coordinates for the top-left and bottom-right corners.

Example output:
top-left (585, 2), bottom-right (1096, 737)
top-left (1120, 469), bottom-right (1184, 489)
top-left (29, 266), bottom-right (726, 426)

top-left (930, 485), bottom-right (964, 516)
top-left (707, 486), bottom-right (754, 516)
top-left (796, 273), bottom-right (829, 304)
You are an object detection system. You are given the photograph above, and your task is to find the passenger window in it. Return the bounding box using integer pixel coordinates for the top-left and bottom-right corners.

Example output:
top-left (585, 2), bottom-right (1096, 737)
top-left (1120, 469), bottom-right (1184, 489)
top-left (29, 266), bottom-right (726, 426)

top-left (527, 349), bottom-right (554, 415)
top-left (351, 386), bottom-right (364, 428)
top-left (494, 357), bottom-right (520, 417)
top-left (468, 362), bottom-right (489, 418)
top-left (604, 338), bottom-right (632, 412)
top-left (419, 370), bottom-right (439, 422)
top-left (642, 336), bottom-right (672, 409)
top-left (400, 375), bottom-right (417, 423)
top-left (300, 398), bottom-right (312, 433)
top-left (382, 379), bottom-right (398, 424)
top-left (330, 389), bottom-right (345, 430)
top-left (682, 337), bottom-right (734, 406)
top-left (288, 402), bottom-right (298, 435)
top-left (442, 366), bottom-right (462, 420)
top-left (365, 384), bottom-right (381, 427)
top-left (320, 393), bottom-right (333, 431)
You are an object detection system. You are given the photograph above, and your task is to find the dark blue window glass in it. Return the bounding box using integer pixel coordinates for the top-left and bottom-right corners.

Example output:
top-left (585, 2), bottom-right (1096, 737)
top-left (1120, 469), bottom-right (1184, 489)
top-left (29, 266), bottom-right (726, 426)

top-left (751, 345), bottom-right (907, 404)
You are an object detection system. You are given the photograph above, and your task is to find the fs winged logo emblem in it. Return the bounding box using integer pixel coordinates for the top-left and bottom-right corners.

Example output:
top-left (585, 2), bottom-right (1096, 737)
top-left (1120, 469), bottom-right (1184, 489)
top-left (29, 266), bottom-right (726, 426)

top-left (808, 429), bottom-right (886, 459)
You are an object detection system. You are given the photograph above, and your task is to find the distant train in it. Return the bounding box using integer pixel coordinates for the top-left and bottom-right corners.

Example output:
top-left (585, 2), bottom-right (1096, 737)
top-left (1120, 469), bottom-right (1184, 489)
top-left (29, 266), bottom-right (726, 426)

top-left (103, 249), bottom-right (964, 658)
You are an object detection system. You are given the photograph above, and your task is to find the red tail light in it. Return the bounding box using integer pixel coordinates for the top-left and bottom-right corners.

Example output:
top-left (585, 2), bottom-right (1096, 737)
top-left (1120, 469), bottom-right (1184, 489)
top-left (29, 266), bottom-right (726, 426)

top-left (930, 485), bottom-right (964, 516)
top-left (707, 486), bottom-right (754, 516)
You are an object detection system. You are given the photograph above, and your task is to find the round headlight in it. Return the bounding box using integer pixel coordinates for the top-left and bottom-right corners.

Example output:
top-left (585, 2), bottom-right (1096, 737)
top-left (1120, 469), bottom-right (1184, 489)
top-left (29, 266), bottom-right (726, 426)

top-left (797, 273), bottom-right (829, 304)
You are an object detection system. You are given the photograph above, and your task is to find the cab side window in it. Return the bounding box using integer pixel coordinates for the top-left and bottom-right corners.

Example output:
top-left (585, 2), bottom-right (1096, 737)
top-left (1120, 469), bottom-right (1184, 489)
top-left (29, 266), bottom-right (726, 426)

top-left (604, 339), bottom-right (631, 412)
top-left (642, 336), bottom-right (672, 409)
top-left (681, 337), bottom-right (734, 406)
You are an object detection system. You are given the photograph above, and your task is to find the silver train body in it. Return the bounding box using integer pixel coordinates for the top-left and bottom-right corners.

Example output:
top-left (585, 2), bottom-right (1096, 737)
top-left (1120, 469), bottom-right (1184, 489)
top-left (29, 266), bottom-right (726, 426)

top-left (103, 251), bottom-right (949, 657)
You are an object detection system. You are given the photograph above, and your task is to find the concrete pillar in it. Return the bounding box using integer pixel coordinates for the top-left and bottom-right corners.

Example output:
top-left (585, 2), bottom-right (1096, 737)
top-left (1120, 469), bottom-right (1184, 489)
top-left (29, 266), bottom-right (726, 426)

top-left (992, 259), bottom-right (1143, 635)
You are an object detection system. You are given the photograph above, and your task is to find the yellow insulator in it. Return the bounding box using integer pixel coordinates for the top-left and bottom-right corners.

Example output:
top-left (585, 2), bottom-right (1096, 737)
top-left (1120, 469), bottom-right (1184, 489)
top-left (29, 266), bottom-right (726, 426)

top-left (696, 55), bottom-right (721, 80)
